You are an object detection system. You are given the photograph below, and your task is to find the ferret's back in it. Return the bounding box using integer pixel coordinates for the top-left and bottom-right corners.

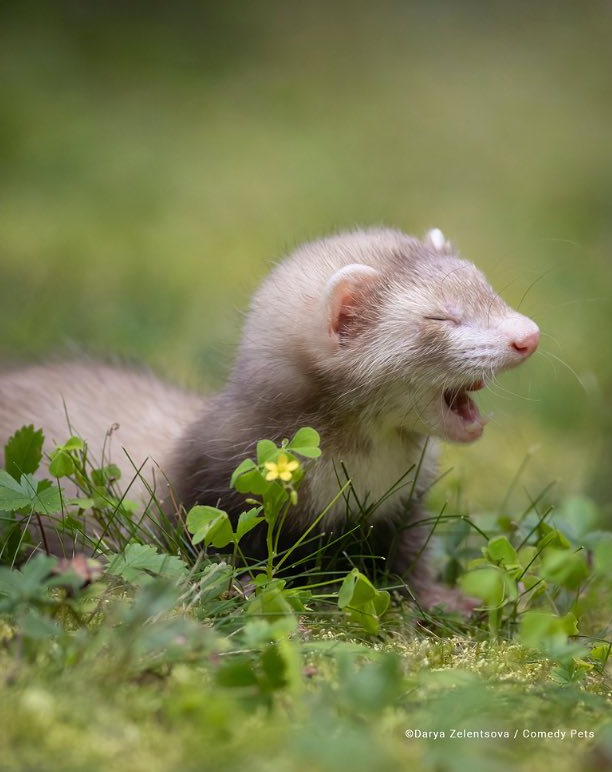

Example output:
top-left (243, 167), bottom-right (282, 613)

top-left (0, 362), bottom-right (205, 495)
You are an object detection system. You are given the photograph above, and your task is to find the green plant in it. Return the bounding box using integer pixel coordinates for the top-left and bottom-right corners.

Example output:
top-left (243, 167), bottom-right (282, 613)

top-left (184, 427), bottom-right (394, 636)
top-left (1, 424), bottom-right (612, 772)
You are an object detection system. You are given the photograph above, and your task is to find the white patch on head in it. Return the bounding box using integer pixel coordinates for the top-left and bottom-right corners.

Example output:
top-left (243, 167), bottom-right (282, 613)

top-left (427, 228), bottom-right (446, 251)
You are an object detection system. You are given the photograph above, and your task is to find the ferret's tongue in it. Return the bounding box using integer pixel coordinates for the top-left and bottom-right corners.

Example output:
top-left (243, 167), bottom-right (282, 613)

top-left (445, 381), bottom-right (485, 427)
top-left (451, 391), bottom-right (481, 423)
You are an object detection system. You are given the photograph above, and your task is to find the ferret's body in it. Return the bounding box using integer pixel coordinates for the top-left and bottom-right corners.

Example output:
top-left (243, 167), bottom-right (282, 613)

top-left (0, 228), bottom-right (540, 610)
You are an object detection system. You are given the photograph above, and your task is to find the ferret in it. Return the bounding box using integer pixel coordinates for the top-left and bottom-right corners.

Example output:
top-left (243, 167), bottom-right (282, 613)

top-left (0, 227), bottom-right (539, 611)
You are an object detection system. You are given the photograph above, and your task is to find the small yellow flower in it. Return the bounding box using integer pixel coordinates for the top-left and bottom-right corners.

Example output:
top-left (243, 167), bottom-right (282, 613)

top-left (264, 453), bottom-right (299, 482)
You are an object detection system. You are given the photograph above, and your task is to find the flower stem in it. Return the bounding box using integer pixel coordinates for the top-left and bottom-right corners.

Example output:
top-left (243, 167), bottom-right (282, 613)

top-left (266, 516), bottom-right (275, 580)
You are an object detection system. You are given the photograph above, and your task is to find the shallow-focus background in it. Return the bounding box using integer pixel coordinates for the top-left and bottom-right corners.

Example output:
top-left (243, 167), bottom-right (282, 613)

top-left (2, 1), bottom-right (611, 512)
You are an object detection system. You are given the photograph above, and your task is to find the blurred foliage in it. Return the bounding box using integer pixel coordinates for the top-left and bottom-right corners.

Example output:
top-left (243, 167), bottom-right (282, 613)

top-left (1, 0), bottom-right (611, 508)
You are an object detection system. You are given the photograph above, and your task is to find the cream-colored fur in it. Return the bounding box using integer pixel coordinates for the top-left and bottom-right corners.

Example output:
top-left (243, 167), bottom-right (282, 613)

top-left (0, 362), bottom-right (204, 499)
top-left (308, 427), bottom-right (438, 528)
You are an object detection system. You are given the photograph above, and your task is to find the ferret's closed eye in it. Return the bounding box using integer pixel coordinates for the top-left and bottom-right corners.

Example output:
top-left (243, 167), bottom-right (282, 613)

top-left (424, 315), bottom-right (460, 325)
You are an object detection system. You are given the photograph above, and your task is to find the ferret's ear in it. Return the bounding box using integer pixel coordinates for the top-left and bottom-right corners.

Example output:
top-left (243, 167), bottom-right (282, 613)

top-left (424, 228), bottom-right (454, 255)
top-left (324, 263), bottom-right (380, 343)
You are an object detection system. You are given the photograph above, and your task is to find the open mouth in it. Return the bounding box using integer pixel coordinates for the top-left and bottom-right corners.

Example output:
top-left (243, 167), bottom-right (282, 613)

top-left (441, 380), bottom-right (486, 443)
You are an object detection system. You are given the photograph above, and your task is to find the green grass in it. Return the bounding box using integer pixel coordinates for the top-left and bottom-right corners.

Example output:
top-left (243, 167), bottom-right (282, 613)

top-left (3, 632), bottom-right (611, 772)
top-left (2, 423), bottom-right (612, 772)
top-left (2, 562), bottom-right (612, 772)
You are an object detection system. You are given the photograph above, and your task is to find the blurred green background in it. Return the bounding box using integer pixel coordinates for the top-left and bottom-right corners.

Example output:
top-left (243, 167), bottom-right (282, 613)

top-left (2, 0), bottom-right (611, 511)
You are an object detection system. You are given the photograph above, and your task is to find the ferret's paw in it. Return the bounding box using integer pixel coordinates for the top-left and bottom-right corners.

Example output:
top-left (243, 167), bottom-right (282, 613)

top-left (418, 584), bottom-right (479, 616)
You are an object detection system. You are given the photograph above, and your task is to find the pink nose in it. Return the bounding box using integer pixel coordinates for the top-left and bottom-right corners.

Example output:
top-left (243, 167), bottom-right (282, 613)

top-left (511, 329), bottom-right (540, 357)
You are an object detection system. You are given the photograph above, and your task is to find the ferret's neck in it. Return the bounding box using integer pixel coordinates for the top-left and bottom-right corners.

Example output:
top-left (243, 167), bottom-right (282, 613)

top-left (216, 372), bottom-right (437, 522)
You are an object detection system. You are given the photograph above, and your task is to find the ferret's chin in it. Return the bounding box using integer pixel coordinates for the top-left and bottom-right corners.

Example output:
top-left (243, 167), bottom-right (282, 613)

top-left (440, 417), bottom-right (485, 444)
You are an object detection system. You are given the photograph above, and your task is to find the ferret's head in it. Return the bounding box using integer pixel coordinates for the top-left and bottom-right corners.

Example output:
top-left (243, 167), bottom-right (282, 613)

top-left (310, 228), bottom-right (539, 443)
top-left (242, 227), bottom-right (539, 444)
